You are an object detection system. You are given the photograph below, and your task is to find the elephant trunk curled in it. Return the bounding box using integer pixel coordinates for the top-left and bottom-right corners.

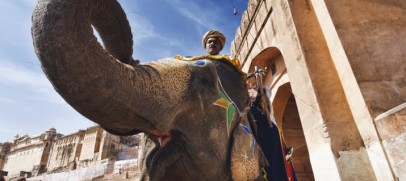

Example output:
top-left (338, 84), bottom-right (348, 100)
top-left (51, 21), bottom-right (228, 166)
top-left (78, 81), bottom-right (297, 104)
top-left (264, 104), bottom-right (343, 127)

top-left (32, 0), bottom-right (189, 134)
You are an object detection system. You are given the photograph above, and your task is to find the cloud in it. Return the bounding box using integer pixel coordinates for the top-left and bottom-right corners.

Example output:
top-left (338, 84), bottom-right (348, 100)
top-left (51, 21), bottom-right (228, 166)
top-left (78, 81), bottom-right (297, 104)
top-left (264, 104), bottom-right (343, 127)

top-left (0, 59), bottom-right (63, 105)
top-left (128, 16), bottom-right (183, 47)
top-left (0, 58), bottom-right (95, 143)
top-left (164, 0), bottom-right (228, 33)
top-left (128, 15), bottom-right (159, 41)
top-left (124, 12), bottom-right (185, 61)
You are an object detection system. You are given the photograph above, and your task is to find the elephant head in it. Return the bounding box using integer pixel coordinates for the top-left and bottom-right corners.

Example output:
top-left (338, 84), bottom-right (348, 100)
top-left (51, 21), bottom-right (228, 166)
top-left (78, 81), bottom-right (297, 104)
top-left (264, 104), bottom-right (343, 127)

top-left (32, 0), bottom-right (267, 180)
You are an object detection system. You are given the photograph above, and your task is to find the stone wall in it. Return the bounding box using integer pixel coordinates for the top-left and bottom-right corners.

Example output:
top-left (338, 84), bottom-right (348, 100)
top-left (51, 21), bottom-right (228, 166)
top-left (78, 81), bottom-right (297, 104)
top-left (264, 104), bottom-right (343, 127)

top-left (375, 103), bottom-right (406, 180)
top-left (27, 163), bottom-right (109, 181)
top-left (230, 0), bottom-right (404, 180)
top-left (3, 145), bottom-right (44, 176)
top-left (79, 127), bottom-right (101, 161)
top-left (322, 0), bottom-right (406, 117)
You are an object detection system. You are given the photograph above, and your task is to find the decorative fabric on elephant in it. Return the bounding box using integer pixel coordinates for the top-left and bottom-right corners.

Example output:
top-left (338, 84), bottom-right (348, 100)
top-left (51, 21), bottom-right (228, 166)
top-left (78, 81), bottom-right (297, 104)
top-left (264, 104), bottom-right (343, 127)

top-left (175, 54), bottom-right (245, 75)
top-left (213, 77), bottom-right (239, 135)
top-left (239, 123), bottom-right (256, 155)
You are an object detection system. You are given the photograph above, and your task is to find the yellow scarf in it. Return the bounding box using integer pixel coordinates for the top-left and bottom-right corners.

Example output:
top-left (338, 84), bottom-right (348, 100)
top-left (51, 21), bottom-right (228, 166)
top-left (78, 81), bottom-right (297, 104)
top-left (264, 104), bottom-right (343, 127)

top-left (175, 54), bottom-right (244, 75)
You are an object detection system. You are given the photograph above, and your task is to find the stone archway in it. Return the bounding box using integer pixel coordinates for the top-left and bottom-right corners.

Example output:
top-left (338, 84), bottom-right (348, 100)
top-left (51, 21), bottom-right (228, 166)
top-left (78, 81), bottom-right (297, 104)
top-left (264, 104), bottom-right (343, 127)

top-left (272, 83), bottom-right (314, 181)
top-left (276, 88), bottom-right (314, 181)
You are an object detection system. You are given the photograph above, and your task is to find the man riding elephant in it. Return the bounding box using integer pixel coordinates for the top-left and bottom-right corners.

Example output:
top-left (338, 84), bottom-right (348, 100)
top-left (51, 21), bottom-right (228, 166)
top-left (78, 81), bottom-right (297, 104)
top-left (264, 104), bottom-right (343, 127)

top-left (197, 30), bottom-right (297, 181)
top-left (175, 30), bottom-right (243, 76)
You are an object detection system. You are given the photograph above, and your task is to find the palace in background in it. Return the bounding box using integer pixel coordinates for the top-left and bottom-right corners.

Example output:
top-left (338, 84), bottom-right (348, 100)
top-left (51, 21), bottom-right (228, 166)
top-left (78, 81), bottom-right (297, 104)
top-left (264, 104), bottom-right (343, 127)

top-left (0, 126), bottom-right (141, 180)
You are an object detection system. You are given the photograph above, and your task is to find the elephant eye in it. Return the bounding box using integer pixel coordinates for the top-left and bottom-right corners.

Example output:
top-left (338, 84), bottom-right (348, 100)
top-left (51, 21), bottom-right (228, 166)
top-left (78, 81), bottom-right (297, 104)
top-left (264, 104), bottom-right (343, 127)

top-left (193, 60), bottom-right (206, 67)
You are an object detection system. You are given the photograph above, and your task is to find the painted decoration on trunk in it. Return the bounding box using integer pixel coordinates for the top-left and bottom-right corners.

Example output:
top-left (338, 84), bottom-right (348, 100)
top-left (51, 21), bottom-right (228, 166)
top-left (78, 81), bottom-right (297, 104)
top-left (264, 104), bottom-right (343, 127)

top-left (213, 79), bottom-right (237, 136)
top-left (240, 123), bottom-right (256, 155)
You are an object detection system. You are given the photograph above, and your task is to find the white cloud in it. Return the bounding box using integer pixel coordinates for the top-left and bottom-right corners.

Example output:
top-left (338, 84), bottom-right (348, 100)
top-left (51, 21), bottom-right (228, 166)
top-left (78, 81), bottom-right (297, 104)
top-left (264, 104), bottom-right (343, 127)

top-left (0, 96), bottom-right (14, 104)
top-left (0, 58), bottom-right (95, 143)
top-left (127, 15), bottom-right (183, 50)
top-left (0, 59), bottom-right (64, 105)
top-left (123, 13), bottom-right (185, 61)
top-left (129, 15), bottom-right (158, 40)
top-left (165, 0), bottom-right (222, 32)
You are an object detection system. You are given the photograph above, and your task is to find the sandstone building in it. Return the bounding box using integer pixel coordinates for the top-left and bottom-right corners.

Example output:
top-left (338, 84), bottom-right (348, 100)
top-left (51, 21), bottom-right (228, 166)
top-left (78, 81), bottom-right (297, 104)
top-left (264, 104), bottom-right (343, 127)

top-left (2, 128), bottom-right (60, 178)
top-left (75, 126), bottom-right (139, 169)
top-left (47, 126), bottom-right (139, 173)
top-left (46, 129), bottom-right (85, 172)
top-left (230, 0), bottom-right (405, 180)
top-left (1, 126), bottom-right (140, 180)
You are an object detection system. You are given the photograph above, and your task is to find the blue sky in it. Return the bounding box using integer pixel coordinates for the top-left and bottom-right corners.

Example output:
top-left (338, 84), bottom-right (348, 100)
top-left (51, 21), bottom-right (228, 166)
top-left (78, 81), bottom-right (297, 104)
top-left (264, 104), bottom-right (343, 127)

top-left (0, 0), bottom-right (247, 142)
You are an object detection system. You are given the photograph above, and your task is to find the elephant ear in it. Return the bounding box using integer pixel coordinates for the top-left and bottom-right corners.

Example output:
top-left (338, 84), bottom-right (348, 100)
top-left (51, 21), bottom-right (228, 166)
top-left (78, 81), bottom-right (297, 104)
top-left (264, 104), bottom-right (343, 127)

top-left (230, 117), bottom-right (268, 180)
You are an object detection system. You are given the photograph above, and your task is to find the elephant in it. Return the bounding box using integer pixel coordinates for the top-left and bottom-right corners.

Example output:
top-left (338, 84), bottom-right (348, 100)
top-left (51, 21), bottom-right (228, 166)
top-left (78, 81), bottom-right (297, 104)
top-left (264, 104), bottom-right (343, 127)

top-left (32, 0), bottom-right (271, 180)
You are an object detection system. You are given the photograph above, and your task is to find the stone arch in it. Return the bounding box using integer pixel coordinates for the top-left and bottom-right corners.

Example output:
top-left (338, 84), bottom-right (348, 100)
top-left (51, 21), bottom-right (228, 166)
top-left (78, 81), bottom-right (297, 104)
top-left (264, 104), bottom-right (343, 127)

top-left (272, 83), bottom-right (291, 127)
top-left (248, 47), bottom-right (282, 85)
top-left (277, 90), bottom-right (314, 180)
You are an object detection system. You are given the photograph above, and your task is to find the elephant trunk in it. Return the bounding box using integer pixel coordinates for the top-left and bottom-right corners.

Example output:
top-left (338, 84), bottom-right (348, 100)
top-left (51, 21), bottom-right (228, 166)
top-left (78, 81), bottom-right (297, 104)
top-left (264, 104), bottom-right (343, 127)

top-left (32, 0), bottom-right (174, 134)
top-left (90, 0), bottom-right (134, 64)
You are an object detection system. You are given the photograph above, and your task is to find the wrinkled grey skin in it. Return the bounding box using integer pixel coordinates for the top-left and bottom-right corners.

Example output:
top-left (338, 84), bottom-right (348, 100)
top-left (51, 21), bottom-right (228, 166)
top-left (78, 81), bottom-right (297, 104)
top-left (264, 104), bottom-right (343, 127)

top-left (32, 0), bottom-right (267, 180)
